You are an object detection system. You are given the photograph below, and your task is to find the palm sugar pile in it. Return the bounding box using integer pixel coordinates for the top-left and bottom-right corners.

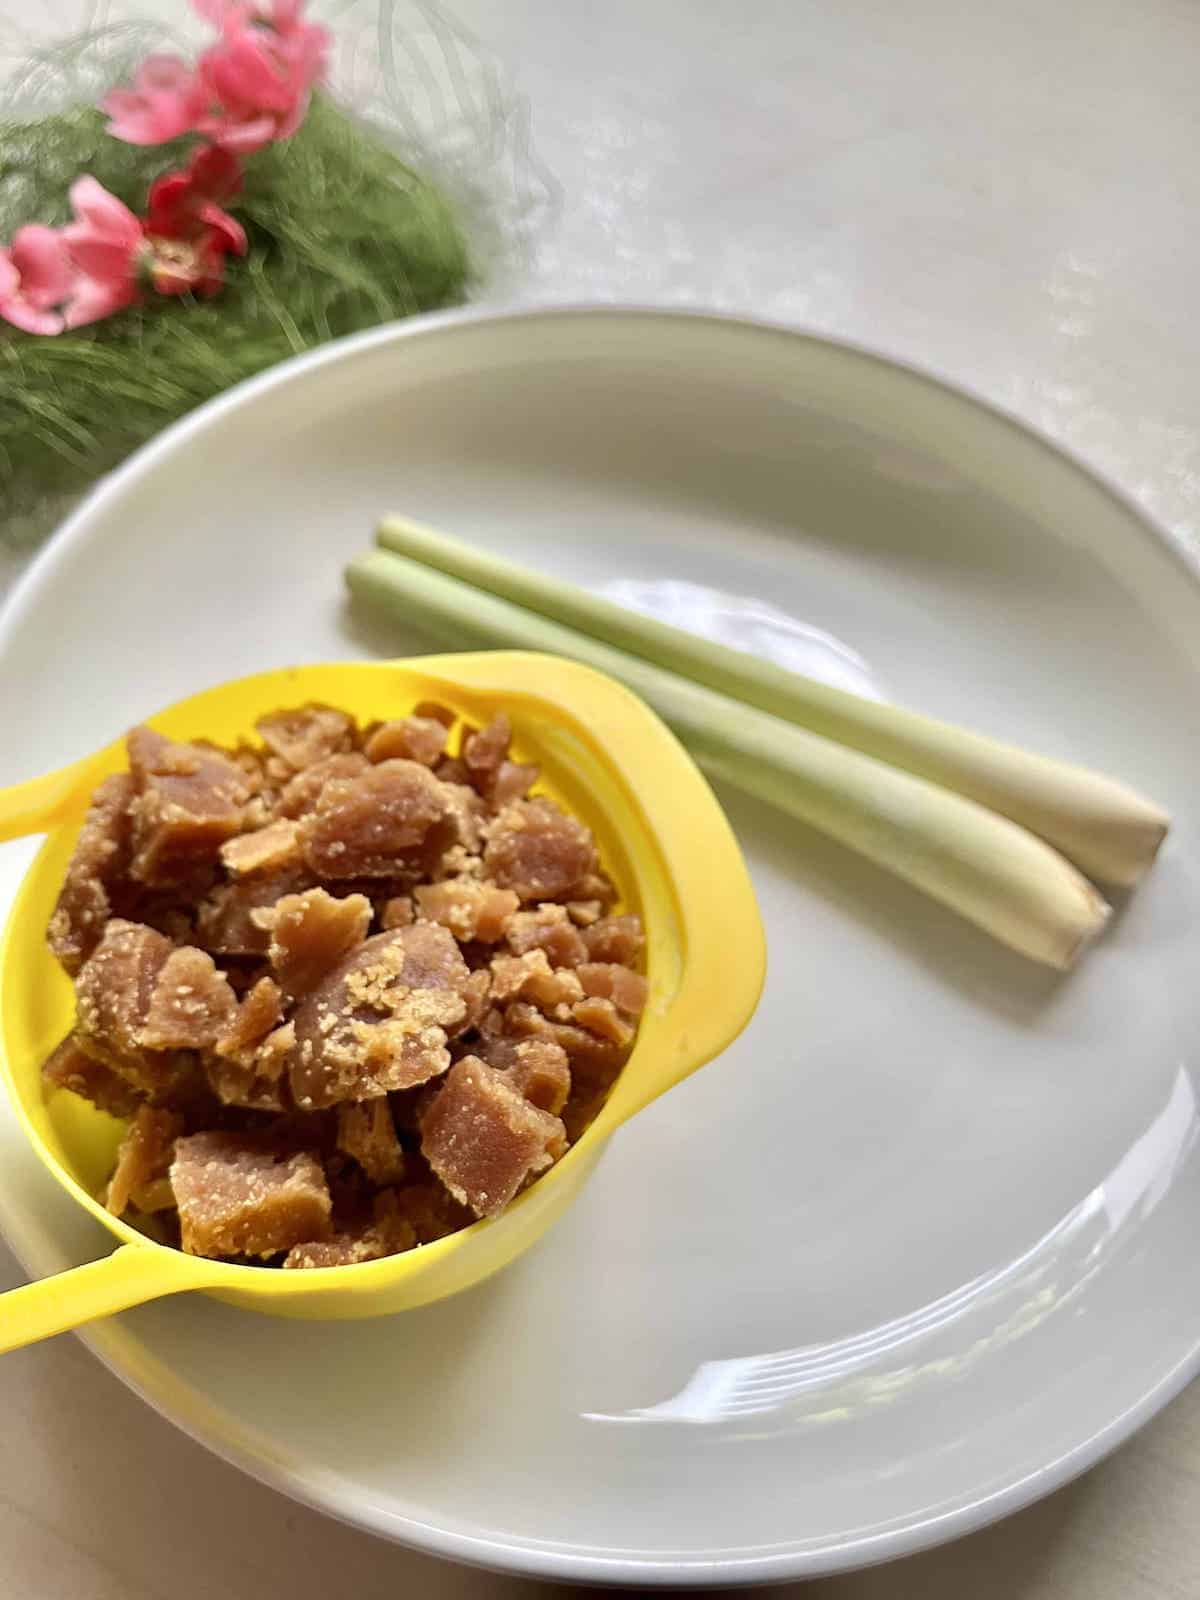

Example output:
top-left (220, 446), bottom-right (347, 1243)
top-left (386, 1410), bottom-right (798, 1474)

top-left (42, 701), bottom-right (646, 1267)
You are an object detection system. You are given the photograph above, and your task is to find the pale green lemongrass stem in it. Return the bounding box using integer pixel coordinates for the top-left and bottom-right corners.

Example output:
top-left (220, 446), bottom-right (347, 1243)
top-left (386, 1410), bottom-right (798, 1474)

top-left (376, 513), bottom-right (1169, 886)
top-left (347, 548), bottom-right (1110, 969)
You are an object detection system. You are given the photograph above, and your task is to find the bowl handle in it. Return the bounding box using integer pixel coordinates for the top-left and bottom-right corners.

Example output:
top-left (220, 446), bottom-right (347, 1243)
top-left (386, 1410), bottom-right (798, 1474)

top-left (0, 1244), bottom-right (222, 1354)
top-left (0, 758), bottom-right (96, 845)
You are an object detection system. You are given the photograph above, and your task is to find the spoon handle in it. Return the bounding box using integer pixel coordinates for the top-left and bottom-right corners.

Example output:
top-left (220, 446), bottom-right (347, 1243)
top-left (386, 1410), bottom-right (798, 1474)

top-left (0, 758), bottom-right (95, 844)
top-left (0, 1243), bottom-right (218, 1353)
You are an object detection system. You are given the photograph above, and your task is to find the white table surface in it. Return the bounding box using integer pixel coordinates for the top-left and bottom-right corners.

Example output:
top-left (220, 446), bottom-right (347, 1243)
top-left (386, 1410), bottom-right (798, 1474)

top-left (4, 1), bottom-right (1200, 1594)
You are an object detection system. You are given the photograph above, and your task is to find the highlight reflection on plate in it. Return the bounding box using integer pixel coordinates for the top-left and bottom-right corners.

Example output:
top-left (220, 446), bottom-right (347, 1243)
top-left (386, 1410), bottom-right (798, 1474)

top-left (587, 1067), bottom-right (1198, 1429)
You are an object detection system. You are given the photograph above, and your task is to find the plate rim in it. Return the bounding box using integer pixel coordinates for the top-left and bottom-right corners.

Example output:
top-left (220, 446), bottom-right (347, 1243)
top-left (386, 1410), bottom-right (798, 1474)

top-left (2, 301), bottom-right (1198, 1586)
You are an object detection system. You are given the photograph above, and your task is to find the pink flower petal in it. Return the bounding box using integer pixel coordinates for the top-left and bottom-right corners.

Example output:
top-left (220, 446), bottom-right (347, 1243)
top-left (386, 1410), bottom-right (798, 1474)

top-left (204, 41), bottom-right (294, 114)
top-left (193, 0), bottom-right (242, 24)
top-left (9, 225), bottom-right (75, 307)
top-left (61, 234), bottom-right (139, 282)
top-left (189, 144), bottom-right (243, 201)
top-left (268, 93), bottom-right (306, 142)
top-left (0, 296), bottom-right (65, 335)
top-left (202, 112), bottom-right (278, 153)
top-left (196, 202), bottom-right (248, 256)
top-left (268, 0), bottom-right (304, 27)
top-left (62, 275), bottom-right (137, 330)
top-left (137, 53), bottom-right (194, 91)
top-left (67, 178), bottom-right (142, 247)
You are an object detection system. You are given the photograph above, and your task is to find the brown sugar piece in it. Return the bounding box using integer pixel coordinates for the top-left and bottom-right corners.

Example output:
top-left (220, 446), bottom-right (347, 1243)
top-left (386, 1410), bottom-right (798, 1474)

top-left (462, 714), bottom-right (511, 788)
top-left (490, 761), bottom-right (539, 809)
top-left (415, 880), bottom-right (519, 944)
top-left (74, 920), bottom-right (195, 1099)
top-left (484, 798), bottom-right (596, 902)
top-left (192, 866), bottom-right (311, 958)
top-left (275, 753), bottom-right (370, 820)
top-left (283, 1186), bottom-right (420, 1268)
top-left (576, 962), bottom-right (649, 1017)
top-left (215, 976), bottom-right (284, 1061)
top-left (301, 759), bottom-right (451, 878)
top-left (336, 1100), bottom-right (406, 1184)
top-left (380, 1180), bottom-right (471, 1244)
top-left (206, 1055), bottom-right (289, 1114)
top-left (171, 1131), bottom-right (332, 1258)
top-left (47, 773), bottom-right (134, 975)
top-left (364, 716), bottom-right (448, 767)
top-left (255, 705), bottom-right (354, 771)
top-left (254, 887), bottom-right (371, 1001)
top-left (566, 899), bottom-right (604, 927)
top-left (41, 1035), bottom-right (142, 1119)
top-left (421, 1056), bottom-right (567, 1218)
top-left (505, 903), bottom-right (587, 968)
top-left (106, 1105), bottom-right (183, 1216)
top-left (572, 996), bottom-right (635, 1049)
top-left (505, 1000), bottom-right (631, 1074)
top-left (380, 895), bottom-right (414, 930)
top-left (290, 924), bottom-right (470, 1108)
top-left (219, 819), bottom-right (302, 878)
top-left (438, 783), bottom-right (487, 854)
top-left (489, 949), bottom-right (583, 1010)
top-left (452, 969), bottom-right (492, 1038)
top-left (505, 1038), bottom-right (571, 1116)
top-left (282, 1230), bottom-right (390, 1269)
top-left (462, 717), bottom-right (538, 808)
top-left (126, 726), bottom-right (250, 888)
top-left (583, 914), bottom-right (644, 966)
top-left (209, 988), bottom-right (292, 1112)
top-left (138, 946), bottom-right (239, 1051)
top-left (412, 701), bottom-right (456, 728)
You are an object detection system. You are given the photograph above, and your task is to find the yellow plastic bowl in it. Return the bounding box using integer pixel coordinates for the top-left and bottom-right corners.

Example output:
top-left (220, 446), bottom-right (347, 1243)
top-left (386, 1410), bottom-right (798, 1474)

top-left (0, 652), bottom-right (764, 1353)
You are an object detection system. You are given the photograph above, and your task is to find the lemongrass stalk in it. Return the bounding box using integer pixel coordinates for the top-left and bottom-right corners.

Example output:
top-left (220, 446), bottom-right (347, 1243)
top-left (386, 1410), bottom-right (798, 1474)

top-left (346, 547), bottom-right (1110, 969)
top-left (377, 513), bottom-right (1169, 886)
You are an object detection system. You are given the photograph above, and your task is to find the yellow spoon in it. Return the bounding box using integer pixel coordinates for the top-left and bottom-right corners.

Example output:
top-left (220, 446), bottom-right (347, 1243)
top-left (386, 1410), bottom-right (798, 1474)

top-left (0, 652), bottom-right (764, 1353)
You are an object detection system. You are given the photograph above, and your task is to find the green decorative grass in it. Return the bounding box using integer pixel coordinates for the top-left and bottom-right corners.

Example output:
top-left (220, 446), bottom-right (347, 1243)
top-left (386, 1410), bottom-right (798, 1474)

top-left (0, 91), bottom-right (472, 546)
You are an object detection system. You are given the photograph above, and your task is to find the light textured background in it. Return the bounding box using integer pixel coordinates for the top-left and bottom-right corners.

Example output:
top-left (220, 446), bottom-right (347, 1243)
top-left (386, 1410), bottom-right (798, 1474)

top-left (3, 1), bottom-right (1200, 1594)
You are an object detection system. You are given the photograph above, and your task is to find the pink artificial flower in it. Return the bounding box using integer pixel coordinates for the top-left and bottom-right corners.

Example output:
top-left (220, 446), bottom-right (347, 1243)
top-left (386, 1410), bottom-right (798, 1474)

top-left (0, 225), bottom-right (75, 335)
top-left (194, 0), bottom-right (315, 36)
top-left (59, 177), bottom-right (145, 327)
top-left (144, 145), bottom-right (248, 297)
top-left (101, 54), bottom-right (209, 146)
top-left (196, 0), bottom-right (330, 153)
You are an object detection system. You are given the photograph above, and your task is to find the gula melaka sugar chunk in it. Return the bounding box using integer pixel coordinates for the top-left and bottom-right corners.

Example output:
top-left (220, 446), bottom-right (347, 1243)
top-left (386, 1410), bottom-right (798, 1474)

top-left (171, 1132), bottom-right (333, 1258)
top-left (219, 819), bottom-right (302, 878)
top-left (364, 716), bottom-right (448, 767)
top-left (126, 726), bottom-right (251, 887)
top-left (47, 773), bottom-right (134, 975)
top-left (414, 879), bottom-right (519, 943)
top-left (254, 886), bottom-right (372, 1000)
top-left (73, 920), bottom-right (192, 1098)
top-left (505, 1038), bottom-right (572, 1116)
top-left (301, 759), bottom-right (451, 877)
top-left (484, 798), bottom-right (597, 902)
top-left (582, 914), bottom-right (644, 966)
top-left (41, 696), bottom-right (647, 1266)
top-left (336, 1100), bottom-right (406, 1184)
top-left (290, 924), bottom-right (470, 1108)
top-left (421, 1056), bottom-right (567, 1217)
top-left (255, 705), bottom-right (354, 770)
top-left (106, 1105), bottom-right (183, 1217)
top-left (576, 962), bottom-right (649, 1017)
top-left (41, 1035), bottom-right (142, 1119)
top-left (504, 903), bottom-right (587, 968)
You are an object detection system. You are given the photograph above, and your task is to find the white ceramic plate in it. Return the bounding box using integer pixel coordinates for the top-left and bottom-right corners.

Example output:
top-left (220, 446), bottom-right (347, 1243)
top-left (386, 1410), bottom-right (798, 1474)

top-left (3, 308), bottom-right (1200, 1587)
